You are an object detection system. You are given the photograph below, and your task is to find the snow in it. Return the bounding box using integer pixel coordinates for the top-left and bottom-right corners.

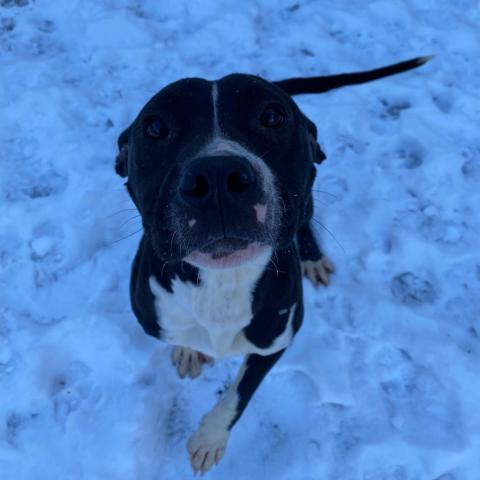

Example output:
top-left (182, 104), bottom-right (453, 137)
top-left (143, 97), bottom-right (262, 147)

top-left (1, 0), bottom-right (479, 479)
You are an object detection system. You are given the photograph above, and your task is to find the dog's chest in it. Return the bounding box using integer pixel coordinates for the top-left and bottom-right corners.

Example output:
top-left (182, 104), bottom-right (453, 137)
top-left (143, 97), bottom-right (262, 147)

top-left (149, 259), bottom-right (268, 358)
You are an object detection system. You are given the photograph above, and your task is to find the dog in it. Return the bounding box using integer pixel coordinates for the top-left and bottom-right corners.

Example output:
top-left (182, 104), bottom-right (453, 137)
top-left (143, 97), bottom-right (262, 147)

top-left (114, 56), bottom-right (431, 474)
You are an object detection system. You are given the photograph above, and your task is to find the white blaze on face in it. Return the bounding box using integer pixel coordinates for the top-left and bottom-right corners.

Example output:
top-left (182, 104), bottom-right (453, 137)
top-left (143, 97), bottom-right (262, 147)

top-left (180, 82), bottom-right (281, 270)
top-left (199, 140), bottom-right (279, 234)
top-left (212, 82), bottom-right (220, 136)
top-left (206, 83), bottom-right (279, 223)
top-left (253, 203), bottom-right (267, 224)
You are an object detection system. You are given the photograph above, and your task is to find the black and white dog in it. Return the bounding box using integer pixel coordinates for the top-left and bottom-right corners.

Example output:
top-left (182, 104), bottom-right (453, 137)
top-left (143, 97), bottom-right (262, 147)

top-left (115, 56), bottom-right (431, 473)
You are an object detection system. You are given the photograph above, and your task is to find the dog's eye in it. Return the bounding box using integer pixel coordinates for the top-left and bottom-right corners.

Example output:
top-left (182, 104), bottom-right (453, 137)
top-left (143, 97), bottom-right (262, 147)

top-left (260, 105), bottom-right (286, 128)
top-left (146, 118), bottom-right (170, 139)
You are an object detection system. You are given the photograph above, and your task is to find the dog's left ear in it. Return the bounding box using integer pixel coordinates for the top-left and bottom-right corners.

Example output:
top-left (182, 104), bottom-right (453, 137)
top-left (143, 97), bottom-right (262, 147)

top-left (115, 126), bottom-right (131, 178)
top-left (304, 115), bottom-right (327, 165)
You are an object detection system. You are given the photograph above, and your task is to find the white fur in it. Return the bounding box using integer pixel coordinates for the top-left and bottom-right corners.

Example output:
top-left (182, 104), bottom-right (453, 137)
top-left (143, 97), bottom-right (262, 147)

top-left (149, 250), bottom-right (296, 358)
top-left (301, 256), bottom-right (335, 286)
top-left (205, 83), bottom-right (280, 228)
top-left (149, 251), bottom-right (268, 357)
top-left (212, 82), bottom-right (220, 136)
top-left (187, 358), bottom-right (247, 473)
top-left (147, 84), bottom-right (288, 358)
top-left (171, 346), bottom-right (213, 379)
top-left (184, 301), bottom-right (296, 473)
top-left (200, 137), bottom-right (279, 218)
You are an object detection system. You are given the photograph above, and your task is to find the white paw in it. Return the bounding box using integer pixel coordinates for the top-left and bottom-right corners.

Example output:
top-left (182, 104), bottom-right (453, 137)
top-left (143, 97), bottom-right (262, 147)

top-left (302, 256), bottom-right (335, 286)
top-left (171, 346), bottom-right (214, 379)
top-left (187, 419), bottom-right (229, 475)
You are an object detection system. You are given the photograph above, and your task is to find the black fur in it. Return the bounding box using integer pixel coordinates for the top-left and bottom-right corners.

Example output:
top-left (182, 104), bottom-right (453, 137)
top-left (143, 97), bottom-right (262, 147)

top-left (275, 56), bottom-right (432, 95)
top-left (115, 55), bottom-right (431, 459)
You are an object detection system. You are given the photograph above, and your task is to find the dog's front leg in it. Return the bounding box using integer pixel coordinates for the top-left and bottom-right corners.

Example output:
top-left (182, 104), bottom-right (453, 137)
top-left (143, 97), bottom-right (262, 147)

top-left (187, 349), bottom-right (285, 474)
top-left (297, 221), bottom-right (335, 286)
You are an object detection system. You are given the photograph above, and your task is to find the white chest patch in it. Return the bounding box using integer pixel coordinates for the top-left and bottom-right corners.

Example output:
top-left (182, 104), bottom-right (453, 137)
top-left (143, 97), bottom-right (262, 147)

top-left (148, 250), bottom-right (294, 358)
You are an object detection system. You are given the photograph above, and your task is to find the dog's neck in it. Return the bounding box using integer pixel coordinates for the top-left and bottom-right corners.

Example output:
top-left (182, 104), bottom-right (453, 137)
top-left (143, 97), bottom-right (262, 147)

top-left (145, 233), bottom-right (287, 288)
top-left (148, 245), bottom-right (273, 357)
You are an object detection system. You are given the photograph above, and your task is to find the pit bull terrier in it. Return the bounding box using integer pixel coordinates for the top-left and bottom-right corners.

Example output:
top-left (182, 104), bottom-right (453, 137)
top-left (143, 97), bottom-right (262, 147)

top-left (115, 56), bottom-right (431, 473)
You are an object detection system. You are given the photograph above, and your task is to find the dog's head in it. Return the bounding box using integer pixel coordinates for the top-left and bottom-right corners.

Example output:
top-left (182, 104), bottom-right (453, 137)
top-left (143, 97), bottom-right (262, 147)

top-left (114, 56), bottom-right (430, 268)
top-left (116, 75), bottom-right (325, 268)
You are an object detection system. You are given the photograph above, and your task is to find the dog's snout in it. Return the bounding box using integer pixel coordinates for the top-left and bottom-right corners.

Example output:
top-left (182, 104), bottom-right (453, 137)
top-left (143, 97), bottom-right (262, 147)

top-left (178, 156), bottom-right (257, 206)
top-left (179, 169), bottom-right (210, 201)
top-left (226, 166), bottom-right (255, 194)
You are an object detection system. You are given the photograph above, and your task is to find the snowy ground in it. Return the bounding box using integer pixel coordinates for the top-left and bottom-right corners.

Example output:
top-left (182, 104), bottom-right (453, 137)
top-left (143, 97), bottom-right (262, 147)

top-left (1, 0), bottom-right (480, 479)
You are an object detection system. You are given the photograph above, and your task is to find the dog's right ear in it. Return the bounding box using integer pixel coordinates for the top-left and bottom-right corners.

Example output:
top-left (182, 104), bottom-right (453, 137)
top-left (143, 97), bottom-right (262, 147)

top-left (304, 115), bottom-right (327, 165)
top-left (115, 126), bottom-right (131, 178)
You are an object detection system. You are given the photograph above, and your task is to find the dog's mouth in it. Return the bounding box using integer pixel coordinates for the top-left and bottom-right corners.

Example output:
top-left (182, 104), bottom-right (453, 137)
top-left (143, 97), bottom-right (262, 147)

top-left (200, 238), bottom-right (250, 258)
top-left (184, 237), bottom-right (271, 269)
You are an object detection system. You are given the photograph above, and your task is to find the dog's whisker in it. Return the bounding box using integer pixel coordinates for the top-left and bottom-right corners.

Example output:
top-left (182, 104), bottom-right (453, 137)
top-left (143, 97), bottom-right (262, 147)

top-left (160, 261), bottom-right (167, 278)
top-left (119, 215), bottom-right (142, 228)
top-left (108, 187), bottom-right (132, 193)
top-left (273, 250), bottom-right (280, 265)
top-left (312, 189), bottom-right (339, 199)
top-left (106, 208), bottom-right (138, 218)
top-left (258, 149), bottom-right (270, 160)
top-left (169, 231), bottom-right (177, 257)
top-left (110, 228), bottom-right (143, 246)
top-left (283, 191), bottom-right (331, 207)
top-left (311, 217), bottom-right (346, 255)
top-left (314, 200), bottom-right (332, 208)
top-left (268, 258), bottom-right (279, 277)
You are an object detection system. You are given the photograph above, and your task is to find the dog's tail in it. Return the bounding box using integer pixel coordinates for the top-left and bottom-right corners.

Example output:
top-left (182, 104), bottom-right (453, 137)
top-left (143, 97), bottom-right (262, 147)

top-left (274, 56), bottom-right (433, 96)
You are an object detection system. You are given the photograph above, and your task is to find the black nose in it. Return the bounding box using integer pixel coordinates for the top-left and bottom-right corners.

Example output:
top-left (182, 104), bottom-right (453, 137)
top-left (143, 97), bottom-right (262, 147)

top-left (178, 155), bottom-right (257, 206)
